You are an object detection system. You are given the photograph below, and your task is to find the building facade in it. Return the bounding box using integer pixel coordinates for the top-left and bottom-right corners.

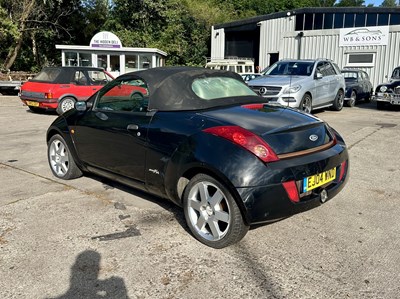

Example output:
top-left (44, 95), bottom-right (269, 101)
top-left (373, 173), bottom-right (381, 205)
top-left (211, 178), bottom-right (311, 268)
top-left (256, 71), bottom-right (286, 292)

top-left (56, 31), bottom-right (167, 78)
top-left (211, 7), bottom-right (400, 88)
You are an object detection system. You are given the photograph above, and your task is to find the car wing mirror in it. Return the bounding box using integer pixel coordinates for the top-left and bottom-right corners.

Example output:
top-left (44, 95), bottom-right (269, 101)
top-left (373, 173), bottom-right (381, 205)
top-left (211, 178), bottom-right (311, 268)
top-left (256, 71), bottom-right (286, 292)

top-left (75, 101), bottom-right (90, 111)
top-left (316, 72), bottom-right (323, 79)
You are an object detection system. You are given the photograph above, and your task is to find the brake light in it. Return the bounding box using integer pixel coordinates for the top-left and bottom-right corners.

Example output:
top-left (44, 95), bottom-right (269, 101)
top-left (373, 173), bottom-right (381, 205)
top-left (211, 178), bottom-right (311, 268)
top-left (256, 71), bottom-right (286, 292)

top-left (241, 103), bottom-right (266, 110)
top-left (203, 126), bottom-right (279, 162)
top-left (339, 160), bottom-right (347, 182)
top-left (45, 93), bottom-right (53, 99)
top-left (282, 181), bottom-right (299, 202)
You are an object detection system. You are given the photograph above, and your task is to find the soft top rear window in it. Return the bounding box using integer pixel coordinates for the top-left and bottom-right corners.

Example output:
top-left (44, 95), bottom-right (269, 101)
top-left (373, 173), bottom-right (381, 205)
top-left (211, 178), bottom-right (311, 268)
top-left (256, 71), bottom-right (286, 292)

top-left (191, 77), bottom-right (256, 100)
top-left (33, 68), bottom-right (62, 82)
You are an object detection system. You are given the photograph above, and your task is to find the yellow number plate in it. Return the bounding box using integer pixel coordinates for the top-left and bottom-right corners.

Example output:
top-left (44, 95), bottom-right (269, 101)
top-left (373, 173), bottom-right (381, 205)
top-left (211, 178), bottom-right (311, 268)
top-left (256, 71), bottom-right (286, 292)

top-left (26, 101), bottom-right (39, 107)
top-left (303, 167), bottom-right (336, 192)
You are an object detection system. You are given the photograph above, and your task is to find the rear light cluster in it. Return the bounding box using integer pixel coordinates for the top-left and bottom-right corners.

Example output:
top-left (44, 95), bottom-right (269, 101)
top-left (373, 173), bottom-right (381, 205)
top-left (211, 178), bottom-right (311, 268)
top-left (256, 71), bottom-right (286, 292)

top-left (45, 93), bottom-right (53, 99)
top-left (203, 126), bottom-right (279, 163)
top-left (339, 160), bottom-right (347, 182)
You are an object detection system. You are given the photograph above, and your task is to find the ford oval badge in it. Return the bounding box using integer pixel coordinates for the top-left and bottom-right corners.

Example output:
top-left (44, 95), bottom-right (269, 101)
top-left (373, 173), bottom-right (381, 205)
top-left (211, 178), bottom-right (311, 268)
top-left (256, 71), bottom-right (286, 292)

top-left (309, 134), bottom-right (318, 142)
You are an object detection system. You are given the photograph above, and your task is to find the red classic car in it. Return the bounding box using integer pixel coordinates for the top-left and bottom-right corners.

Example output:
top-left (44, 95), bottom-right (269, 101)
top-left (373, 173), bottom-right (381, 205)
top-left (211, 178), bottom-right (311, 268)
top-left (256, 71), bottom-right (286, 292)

top-left (19, 66), bottom-right (114, 114)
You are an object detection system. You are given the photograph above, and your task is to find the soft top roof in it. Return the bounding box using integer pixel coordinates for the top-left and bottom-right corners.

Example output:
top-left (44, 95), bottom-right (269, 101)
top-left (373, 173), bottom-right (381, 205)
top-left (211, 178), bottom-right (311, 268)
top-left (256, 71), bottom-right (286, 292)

top-left (32, 66), bottom-right (107, 84)
top-left (117, 66), bottom-right (262, 111)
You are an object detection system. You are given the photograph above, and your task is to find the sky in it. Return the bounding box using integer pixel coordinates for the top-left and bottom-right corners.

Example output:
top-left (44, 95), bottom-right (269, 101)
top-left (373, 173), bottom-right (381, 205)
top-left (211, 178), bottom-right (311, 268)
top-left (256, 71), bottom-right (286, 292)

top-left (364, 0), bottom-right (385, 5)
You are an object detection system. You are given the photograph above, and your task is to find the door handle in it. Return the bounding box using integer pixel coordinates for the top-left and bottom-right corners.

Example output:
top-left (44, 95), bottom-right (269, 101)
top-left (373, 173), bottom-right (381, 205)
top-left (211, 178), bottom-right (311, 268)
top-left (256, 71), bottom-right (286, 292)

top-left (95, 112), bottom-right (108, 121)
top-left (127, 124), bottom-right (139, 131)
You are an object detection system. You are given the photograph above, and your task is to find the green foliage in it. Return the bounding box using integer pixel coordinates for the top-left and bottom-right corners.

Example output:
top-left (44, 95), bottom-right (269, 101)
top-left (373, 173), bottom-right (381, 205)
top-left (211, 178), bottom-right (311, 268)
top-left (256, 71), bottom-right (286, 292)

top-left (334, 0), bottom-right (365, 6)
top-left (380, 0), bottom-right (398, 6)
top-left (0, 0), bottom-right (387, 71)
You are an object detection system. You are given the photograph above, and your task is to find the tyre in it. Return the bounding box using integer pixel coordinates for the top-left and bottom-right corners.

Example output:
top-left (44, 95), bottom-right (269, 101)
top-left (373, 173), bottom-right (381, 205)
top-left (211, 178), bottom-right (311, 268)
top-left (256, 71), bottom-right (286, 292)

top-left (377, 101), bottom-right (386, 110)
top-left (48, 134), bottom-right (82, 180)
top-left (365, 90), bottom-right (373, 103)
top-left (57, 97), bottom-right (76, 114)
top-left (183, 174), bottom-right (249, 248)
top-left (345, 90), bottom-right (356, 107)
top-left (332, 89), bottom-right (344, 111)
top-left (299, 94), bottom-right (312, 113)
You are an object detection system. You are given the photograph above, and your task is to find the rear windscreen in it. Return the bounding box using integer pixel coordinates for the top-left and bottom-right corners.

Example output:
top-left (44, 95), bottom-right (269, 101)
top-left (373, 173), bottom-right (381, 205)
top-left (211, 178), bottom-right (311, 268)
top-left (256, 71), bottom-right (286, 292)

top-left (32, 69), bottom-right (62, 82)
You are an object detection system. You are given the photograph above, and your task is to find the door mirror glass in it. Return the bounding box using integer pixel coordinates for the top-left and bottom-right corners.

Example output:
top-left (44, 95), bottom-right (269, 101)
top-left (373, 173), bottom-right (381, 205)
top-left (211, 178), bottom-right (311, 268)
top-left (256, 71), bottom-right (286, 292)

top-left (75, 101), bottom-right (87, 111)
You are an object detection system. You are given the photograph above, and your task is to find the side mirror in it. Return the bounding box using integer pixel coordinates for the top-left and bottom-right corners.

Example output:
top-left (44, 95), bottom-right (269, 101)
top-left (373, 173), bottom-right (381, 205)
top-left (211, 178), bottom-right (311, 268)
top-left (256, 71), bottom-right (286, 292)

top-left (75, 101), bottom-right (88, 111)
top-left (316, 72), bottom-right (323, 79)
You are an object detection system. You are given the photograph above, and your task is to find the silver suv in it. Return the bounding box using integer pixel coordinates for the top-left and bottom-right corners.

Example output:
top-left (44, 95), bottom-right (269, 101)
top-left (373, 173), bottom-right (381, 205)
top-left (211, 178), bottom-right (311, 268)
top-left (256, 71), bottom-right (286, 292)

top-left (247, 59), bottom-right (345, 113)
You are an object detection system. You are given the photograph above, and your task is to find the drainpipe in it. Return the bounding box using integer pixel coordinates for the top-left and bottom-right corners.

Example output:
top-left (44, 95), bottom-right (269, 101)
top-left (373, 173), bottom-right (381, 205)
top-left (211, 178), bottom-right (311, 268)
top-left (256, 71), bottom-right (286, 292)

top-left (297, 31), bottom-right (304, 60)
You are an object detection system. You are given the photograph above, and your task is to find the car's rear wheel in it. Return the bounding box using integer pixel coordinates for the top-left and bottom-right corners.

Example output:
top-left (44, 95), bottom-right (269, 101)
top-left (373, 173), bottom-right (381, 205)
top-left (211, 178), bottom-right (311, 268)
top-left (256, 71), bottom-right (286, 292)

top-left (300, 94), bottom-right (312, 113)
top-left (332, 89), bottom-right (344, 111)
top-left (345, 90), bottom-right (356, 107)
top-left (48, 134), bottom-right (82, 180)
top-left (183, 174), bottom-right (249, 248)
top-left (57, 97), bottom-right (76, 114)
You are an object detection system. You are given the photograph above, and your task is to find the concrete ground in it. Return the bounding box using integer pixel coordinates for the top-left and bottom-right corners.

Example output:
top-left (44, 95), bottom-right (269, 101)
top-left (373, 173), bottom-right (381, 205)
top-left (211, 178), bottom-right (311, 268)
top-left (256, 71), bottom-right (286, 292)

top-left (0, 96), bottom-right (399, 299)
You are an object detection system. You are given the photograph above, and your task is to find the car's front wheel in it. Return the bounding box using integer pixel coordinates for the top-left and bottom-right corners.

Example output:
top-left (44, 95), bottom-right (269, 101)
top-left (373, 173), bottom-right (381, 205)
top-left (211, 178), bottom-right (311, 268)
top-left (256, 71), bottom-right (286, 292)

top-left (332, 89), bottom-right (344, 111)
top-left (300, 94), bottom-right (312, 113)
top-left (48, 134), bottom-right (82, 180)
top-left (183, 174), bottom-right (249, 248)
top-left (57, 97), bottom-right (76, 114)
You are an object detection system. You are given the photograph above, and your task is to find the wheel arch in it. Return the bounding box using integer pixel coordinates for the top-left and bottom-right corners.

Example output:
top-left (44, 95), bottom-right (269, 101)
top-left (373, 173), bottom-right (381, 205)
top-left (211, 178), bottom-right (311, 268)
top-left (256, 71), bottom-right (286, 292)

top-left (176, 165), bottom-right (251, 225)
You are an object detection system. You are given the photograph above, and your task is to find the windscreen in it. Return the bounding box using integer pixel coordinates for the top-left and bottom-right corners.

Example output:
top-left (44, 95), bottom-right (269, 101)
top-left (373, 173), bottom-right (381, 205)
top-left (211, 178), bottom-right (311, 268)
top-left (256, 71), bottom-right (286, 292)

top-left (265, 61), bottom-right (314, 76)
top-left (342, 71), bottom-right (358, 81)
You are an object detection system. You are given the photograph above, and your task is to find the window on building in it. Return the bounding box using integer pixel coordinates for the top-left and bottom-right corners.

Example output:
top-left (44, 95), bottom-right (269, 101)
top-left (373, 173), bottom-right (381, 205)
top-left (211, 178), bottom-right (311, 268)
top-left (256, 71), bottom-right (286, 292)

top-left (334, 13), bottom-right (344, 28)
top-left (295, 14), bottom-right (305, 31)
top-left (344, 13), bottom-right (355, 27)
top-left (324, 13), bottom-right (334, 29)
top-left (139, 54), bottom-right (152, 70)
top-left (390, 13), bottom-right (400, 25)
top-left (304, 13), bottom-right (313, 30)
top-left (346, 53), bottom-right (375, 67)
top-left (78, 52), bottom-right (92, 67)
top-left (98, 55), bottom-right (107, 69)
top-left (314, 13), bottom-right (323, 30)
top-left (366, 13), bottom-right (377, 26)
top-left (65, 52), bottom-right (78, 66)
top-left (125, 55), bottom-right (138, 72)
top-left (355, 14), bottom-right (366, 27)
top-left (378, 13), bottom-right (389, 26)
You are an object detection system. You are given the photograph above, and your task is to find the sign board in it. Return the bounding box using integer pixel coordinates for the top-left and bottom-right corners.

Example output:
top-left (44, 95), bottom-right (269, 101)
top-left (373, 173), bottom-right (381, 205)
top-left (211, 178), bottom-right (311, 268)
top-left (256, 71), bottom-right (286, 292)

top-left (90, 31), bottom-right (122, 48)
top-left (339, 26), bottom-right (389, 47)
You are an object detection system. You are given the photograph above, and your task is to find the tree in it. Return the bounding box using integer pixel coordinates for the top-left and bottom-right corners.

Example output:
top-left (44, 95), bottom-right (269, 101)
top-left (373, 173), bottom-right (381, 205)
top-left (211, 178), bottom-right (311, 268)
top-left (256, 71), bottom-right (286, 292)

top-left (335, 0), bottom-right (365, 6)
top-left (381, 0), bottom-right (398, 6)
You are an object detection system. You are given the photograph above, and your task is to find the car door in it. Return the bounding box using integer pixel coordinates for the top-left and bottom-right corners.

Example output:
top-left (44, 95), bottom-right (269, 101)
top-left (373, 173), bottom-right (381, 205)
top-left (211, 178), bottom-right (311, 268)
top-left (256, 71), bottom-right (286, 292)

top-left (313, 61), bottom-right (331, 106)
top-left (72, 76), bottom-right (152, 183)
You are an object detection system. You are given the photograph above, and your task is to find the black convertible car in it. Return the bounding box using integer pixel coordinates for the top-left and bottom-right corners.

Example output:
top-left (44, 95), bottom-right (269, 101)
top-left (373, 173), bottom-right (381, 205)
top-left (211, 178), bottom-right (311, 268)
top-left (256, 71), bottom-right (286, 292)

top-left (47, 67), bottom-right (349, 248)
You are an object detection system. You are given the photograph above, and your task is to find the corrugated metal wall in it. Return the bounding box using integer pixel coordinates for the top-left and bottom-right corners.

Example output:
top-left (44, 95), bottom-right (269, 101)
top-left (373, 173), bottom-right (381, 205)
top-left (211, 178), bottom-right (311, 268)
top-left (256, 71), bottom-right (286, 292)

top-left (210, 27), bottom-right (225, 61)
top-left (259, 17), bottom-right (295, 68)
top-left (280, 25), bottom-right (400, 88)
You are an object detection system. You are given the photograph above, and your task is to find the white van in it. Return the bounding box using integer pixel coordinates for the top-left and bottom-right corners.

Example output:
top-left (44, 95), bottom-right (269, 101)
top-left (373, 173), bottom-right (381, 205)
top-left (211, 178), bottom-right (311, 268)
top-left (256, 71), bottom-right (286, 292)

top-left (205, 57), bottom-right (255, 75)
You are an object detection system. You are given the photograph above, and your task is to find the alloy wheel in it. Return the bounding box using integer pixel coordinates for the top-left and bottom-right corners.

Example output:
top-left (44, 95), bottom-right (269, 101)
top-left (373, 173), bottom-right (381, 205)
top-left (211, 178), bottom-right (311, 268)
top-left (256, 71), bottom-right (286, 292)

top-left (186, 181), bottom-right (231, 241)
top-left (49, 139), bottom-right (69, 177)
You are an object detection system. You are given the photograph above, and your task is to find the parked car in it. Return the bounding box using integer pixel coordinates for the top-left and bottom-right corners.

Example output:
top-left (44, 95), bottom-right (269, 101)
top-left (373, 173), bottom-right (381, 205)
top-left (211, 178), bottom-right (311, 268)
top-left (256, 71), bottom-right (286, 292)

top-left (247, 59), bottom-right (346, 113)
top-left (341, 69), bottom-right (373, 107)
top-left (374, 66), bottom-right (400, 110)
top-left (46, 67), bottom-right (349, 248)
top-left (19, 66), bottom-right (114, 114)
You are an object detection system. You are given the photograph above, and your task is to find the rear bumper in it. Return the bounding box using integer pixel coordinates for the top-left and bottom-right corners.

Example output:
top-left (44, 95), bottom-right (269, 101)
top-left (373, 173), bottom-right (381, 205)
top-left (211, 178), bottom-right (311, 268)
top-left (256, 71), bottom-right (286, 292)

top-left (20, 98), bottom-right (58, 110)
top-left (237, 144), bottom-right (349, 224)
